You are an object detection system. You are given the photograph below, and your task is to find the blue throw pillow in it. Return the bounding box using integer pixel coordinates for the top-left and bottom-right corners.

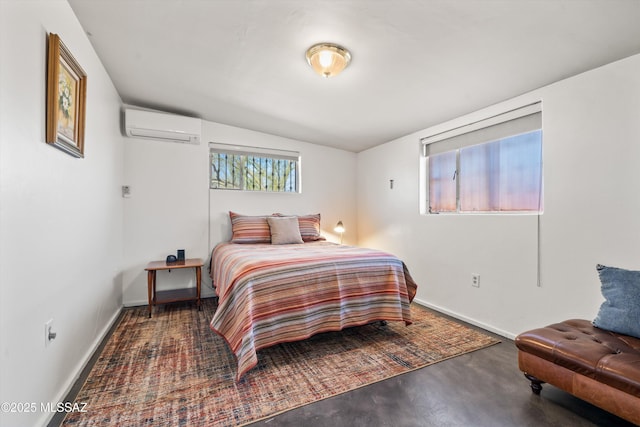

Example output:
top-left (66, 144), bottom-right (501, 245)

top-left (593, 264), bottom-right (640, 339)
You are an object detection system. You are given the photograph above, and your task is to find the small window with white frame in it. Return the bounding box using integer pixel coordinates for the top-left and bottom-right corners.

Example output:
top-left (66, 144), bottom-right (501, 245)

top-left (421, 102), bottom-right (543, 214)
top-left (209, 143), bottom-right (300, 193)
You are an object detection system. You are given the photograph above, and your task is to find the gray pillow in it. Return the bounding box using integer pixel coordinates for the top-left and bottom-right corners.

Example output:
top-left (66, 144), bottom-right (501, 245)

top-left (593, 264), bottom-right (640, 339)
top-left (267, 216), bottom-right (304, 245)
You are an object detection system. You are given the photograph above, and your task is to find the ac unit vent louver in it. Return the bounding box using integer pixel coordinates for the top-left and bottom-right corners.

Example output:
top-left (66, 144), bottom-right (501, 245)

top-left (124, 108), bottom-right (201, 144)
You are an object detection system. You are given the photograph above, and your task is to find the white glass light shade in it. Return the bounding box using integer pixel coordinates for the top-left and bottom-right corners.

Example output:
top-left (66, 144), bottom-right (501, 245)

top-left (334, 221), bottom-right (345, 233)
top-left (306, 43), bottom-right (351, 78)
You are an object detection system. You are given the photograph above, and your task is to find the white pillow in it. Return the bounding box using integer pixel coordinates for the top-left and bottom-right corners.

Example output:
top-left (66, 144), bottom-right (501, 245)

top-left (267, 216), bottom-right (304, 245)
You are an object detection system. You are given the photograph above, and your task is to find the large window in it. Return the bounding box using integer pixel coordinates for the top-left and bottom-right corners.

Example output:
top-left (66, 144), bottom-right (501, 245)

top-left (423, 103), bottom-right (542, 214)
top-left (210, 143), bottom-right (300, 192)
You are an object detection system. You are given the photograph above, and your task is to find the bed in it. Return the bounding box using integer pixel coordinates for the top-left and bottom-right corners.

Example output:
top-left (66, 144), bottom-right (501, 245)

top-left (209, 215), bottom-right (418, 380)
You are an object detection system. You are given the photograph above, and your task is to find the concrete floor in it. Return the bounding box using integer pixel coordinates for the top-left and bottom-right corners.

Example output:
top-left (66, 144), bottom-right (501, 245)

top-left (52, 308), bottom-right (636, 427)
top-left (247, 331), bottom-right (636, 427)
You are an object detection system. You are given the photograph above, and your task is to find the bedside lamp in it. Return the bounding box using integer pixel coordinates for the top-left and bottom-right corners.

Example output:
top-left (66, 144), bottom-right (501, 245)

top-left (334, 220), bottom-right (345, 244)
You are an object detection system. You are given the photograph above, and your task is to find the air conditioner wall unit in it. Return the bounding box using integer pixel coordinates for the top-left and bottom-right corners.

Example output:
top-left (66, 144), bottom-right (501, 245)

top-left (124, 108), bottom-right (201, 144)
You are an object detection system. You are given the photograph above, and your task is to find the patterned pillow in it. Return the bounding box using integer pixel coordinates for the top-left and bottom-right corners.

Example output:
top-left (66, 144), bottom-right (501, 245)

top-left (593, 264), bottom-right (640, 339)
top-left (297, 213), bottom-right (325, 241)
top-left (274, 213), bottom-right (325, 242)
top-left (229, 211), bottom-right (271, 244)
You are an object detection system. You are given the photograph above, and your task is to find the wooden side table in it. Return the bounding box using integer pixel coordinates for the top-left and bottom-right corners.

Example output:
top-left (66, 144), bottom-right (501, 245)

top-left (145, 258), bottom-right (204, 318)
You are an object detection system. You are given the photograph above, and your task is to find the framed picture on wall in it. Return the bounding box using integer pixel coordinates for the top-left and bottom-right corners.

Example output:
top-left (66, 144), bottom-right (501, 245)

top-left (46, 33), bottom-right (87, 158)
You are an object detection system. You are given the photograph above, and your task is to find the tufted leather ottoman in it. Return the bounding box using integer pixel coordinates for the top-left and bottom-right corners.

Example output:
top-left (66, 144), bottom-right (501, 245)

top-left (516, 319), bottom-right (640, 425)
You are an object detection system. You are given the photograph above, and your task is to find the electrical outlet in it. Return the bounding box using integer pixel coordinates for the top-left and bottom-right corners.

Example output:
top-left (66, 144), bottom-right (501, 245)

top-left (471, 274), bottom-right (480, 288)
top-left (44, 319), bottom-right (55, 347)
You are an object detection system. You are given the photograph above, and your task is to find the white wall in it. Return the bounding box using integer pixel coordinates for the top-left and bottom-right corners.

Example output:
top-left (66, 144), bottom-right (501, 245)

top-left (0, 1), bottom-right (124, 426)
top-left (122, 116), bottom-right (210, 305)
top-left (357, 53), bottom-right (640, 339)
top-left (123, 120), bottom-right (357, 305)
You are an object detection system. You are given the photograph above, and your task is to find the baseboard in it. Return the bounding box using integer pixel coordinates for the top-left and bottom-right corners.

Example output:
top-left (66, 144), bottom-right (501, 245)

top-left (42, 305), bottom-right (123, 427)
top-left (413, 297), bottom-right (516, 340)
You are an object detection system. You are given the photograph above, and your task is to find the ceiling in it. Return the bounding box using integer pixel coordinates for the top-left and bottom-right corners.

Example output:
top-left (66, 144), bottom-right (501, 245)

top-left (68, 0), bottom-right (640, 153)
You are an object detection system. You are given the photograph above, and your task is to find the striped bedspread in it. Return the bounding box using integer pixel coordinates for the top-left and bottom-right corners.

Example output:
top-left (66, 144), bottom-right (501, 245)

top-left (209, 241), bottom-right (418, 380)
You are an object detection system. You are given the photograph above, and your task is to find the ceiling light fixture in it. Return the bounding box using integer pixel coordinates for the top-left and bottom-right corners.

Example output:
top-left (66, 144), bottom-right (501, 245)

top-left (305, 43), bottom-right (351, 78)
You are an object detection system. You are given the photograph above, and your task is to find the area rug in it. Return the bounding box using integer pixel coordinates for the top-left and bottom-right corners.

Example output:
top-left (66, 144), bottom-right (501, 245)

top-left (63, 298), bottom-right (499, 426)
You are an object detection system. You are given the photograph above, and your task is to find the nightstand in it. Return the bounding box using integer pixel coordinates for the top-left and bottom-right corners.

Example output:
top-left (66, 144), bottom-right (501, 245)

top-left (145, 258), bottom-right (203, 317)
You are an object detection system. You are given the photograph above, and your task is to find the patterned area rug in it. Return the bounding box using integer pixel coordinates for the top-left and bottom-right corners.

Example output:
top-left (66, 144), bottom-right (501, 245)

top-left (63, 298), bottom-right (499, 426)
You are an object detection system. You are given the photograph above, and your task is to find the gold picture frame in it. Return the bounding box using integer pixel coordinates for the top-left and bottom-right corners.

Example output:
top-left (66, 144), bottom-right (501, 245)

top-left (46, 33), bottom-right (87, 158)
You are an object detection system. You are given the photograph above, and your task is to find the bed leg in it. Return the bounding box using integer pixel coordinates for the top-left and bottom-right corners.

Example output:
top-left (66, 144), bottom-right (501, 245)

top-left (524, 373), bottom-right (544, 395)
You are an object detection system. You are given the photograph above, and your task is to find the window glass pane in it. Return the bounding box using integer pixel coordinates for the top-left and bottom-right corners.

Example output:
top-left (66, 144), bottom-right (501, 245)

top-left (459, 130), bottom-right (542, 212)
top-left (429, 151), bottom-right (457, 212)
top-left (211, 152), bottom-right (243, 190)
top-left (210, 151), bottom-right (298, 192)
top-left (498, 130), bottom-right (542, 211)
top-left (460, 141), bottom-right (499, 211)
